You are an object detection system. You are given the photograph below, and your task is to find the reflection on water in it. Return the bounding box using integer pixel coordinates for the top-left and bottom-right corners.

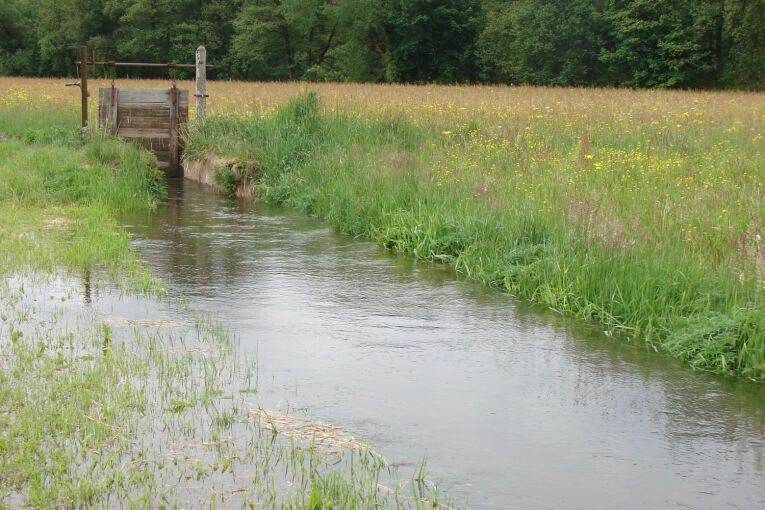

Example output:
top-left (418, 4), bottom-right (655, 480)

top-left (122, 179), bottom-right (765, 509)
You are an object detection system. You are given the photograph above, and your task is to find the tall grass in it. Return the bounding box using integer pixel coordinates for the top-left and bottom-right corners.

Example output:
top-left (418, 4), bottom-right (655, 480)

top-left (0, 129), bottom-right (165, 280)
top-left (186, 93), bottom-right (765, 379)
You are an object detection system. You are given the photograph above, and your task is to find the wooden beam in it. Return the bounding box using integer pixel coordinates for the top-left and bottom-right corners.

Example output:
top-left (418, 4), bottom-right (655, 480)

top-left (195, 46), bottom-right (207, 122)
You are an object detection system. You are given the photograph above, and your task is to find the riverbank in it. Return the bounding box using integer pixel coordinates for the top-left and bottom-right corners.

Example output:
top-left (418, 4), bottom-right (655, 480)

top-left (184, 92), bottom-right (765, 380)
top-left (0, 129), bottom-right (449, 507)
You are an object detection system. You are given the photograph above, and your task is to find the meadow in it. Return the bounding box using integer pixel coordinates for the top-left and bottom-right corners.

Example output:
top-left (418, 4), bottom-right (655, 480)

top-left (1, 76), bottom-right (763, 382)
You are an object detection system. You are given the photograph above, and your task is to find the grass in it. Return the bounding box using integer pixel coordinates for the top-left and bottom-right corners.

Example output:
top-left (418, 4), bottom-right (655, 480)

top-left (184, 91), bottom-right (765, 380)
top-left (0, 129), bottom-right (164, 288)
top-left (0, 107), bottom-right (452, 507)
top-left (1, 277), bottom-right (446, 508)
top-left (0, 72), bottom-right (761, 502)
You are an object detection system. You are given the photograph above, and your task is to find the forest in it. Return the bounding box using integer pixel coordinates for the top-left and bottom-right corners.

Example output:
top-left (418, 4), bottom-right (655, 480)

top-left (1, 0), bottom-right (763, 89)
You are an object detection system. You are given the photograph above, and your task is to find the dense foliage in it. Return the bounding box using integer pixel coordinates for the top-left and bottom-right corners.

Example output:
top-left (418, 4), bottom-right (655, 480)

top-left (0, 0), bottom-right (763, 89)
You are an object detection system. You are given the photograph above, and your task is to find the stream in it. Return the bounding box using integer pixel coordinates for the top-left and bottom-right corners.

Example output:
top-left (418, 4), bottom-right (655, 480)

top-left (122, 179), bottom-right (765, 509)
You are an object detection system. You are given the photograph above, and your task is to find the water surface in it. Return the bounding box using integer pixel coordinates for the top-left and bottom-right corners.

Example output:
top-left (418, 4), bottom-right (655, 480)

top-left (124, 179), bottom-right (765, 509)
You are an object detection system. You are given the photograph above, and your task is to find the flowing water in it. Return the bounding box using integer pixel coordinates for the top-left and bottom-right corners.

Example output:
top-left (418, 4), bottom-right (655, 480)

top-left (122, 179), bottom-right (765, 509)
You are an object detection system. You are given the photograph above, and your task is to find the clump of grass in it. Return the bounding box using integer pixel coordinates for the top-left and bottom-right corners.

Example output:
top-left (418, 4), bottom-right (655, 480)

top-left (186, 93), bottom-right (764, 380)
top-left (212, 160), bottom-right (261, 197)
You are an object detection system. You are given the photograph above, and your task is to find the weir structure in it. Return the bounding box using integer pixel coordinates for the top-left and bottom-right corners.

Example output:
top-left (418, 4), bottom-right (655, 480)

top-left (69, 45), bottom-right (210, 176)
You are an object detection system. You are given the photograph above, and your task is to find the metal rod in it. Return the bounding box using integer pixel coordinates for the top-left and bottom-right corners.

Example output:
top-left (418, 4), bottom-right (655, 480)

top-left (75, 61), bottom-right (213, 68)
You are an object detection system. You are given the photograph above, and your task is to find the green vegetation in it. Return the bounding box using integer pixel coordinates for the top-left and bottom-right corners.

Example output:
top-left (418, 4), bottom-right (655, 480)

top-left (185, 93), bottom-right (765, 380)
top-left (0, 125), bottom-right (450, 507)
top-left (0, 129), bottom-right (163, 282)
top-left (1, 0), bottom-right (763, 89)
top-left (2, 276), bottom-right (446, 508)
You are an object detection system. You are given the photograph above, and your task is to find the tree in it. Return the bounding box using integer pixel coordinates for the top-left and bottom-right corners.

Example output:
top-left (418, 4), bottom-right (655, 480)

top-left (723, 0), bottom-right (765, 89)
top-left (602, 0), bottom-right (719, 88)
top-left (477, 0), bottom-right (611, 86)
top-left (105, 0), bottom-right (240, 78)
top-left (0, 0), bottom-right (39, 75)
top-left (382, 0), bottom-right (483, 83)
top-left (231, 0), bottom-right (340, 81)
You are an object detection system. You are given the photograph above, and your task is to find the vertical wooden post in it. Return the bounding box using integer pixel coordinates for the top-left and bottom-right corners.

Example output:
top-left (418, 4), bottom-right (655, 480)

top-left (108, 86), bottom-right (118, 135)
top-left (80, 45), bottom-right (89, 139)
top-left (195, 45), bottom-right (206, 121)
top-left (169, 84), bottom-right (179, 176)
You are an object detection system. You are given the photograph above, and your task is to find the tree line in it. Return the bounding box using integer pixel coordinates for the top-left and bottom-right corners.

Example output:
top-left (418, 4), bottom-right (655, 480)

top-left (1, 0), bottom-right (763, 89)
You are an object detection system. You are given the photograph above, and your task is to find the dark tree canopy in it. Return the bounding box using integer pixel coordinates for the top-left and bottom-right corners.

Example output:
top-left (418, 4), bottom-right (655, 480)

top-left (0, 0), bottom-right (762, 89)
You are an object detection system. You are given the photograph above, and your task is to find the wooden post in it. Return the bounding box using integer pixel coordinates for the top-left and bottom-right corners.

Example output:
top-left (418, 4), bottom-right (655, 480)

top-left (169, 84), bottom-right (179, 176)
top-left (195, 45), bottom-right (206, 121)
top-left (80, 45), bottom-right (89, 139)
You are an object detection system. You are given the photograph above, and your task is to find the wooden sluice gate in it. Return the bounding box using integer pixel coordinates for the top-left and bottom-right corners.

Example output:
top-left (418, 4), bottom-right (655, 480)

top-left (98, 87), bottom-right (189, 176)
top-left (72, 45), bottom-right (209, 177)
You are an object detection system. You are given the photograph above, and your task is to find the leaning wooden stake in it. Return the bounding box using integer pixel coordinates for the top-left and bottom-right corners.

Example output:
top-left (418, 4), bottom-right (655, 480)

top-left (195, 46), bottom-right (207, 121)
top-left (80, 45), bottom-right (90, 139)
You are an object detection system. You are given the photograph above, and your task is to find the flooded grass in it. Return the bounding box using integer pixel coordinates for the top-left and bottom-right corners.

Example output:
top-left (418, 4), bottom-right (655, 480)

top-left (0, 276), bottom-right (450, 508)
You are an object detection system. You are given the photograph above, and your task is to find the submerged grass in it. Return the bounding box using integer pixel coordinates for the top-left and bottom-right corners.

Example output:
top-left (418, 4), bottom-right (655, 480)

top-left (185, 92), bottom-right (765, 380)
top-left (1, 277), bottom-right (449, 508)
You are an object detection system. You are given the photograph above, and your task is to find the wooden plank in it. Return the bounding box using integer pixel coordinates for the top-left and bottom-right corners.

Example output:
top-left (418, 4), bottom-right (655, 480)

top-left (98, 87), bottom-right (120, 134)
top-left (116, 117), bottom-right (171, 130)
top-left (117, 118), bottom-right (171, 129)
top-left (126, 136), bottom-right (170, 147)
top-left (115, 88), bottom-right (171, 104)
top-left (98, 88), bottom-right (108, 129)
top-left (115, 88), bottom-right (188, 107)
top-left (110, 88), bottom-right (119, 135)
top-left (116, 127), bottom-right (170, 138)
top-left (116, 98), bottom-right (188, 109)
top-left (118, 106), bottom-right (171, 117)
top-left (150, 150), bottom-right (171, 160)
top-left (122, 139), bottom-right (170, 150)
top-left (117, 104), bottom-right (173, 113)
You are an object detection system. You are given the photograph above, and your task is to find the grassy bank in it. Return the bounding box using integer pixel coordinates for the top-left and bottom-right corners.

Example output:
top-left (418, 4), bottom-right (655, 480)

top-left (185, 92), bottom-right (765, 380)
top-left (0, 126), bottom-right (449, 507)
top-left (0, 128), bottom-right (163, 282)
